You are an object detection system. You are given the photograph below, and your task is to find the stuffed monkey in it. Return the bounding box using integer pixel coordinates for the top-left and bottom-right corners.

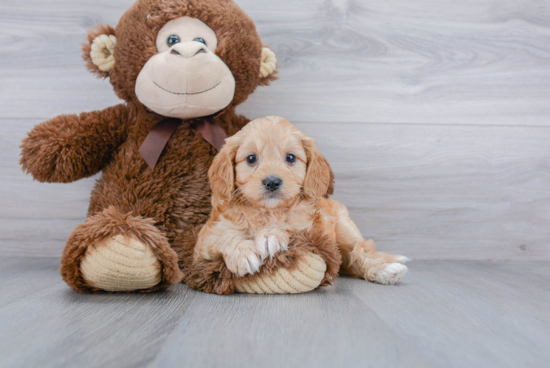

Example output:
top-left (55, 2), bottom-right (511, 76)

top-left (20, 0), bottom-right (340, 294)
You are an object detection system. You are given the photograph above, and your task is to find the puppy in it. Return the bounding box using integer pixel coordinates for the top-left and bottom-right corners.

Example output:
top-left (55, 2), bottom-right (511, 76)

top-left (195, 116), bottom-right (409, 284)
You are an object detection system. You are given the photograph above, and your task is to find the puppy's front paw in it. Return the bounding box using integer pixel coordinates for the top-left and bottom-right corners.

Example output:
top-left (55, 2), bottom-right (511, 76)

top-left (255, 233), bottom-right (288, 260)
top-left (224, 240), bottom-right (262, 277)
top-left (373, 263), bottom-right (408, 285)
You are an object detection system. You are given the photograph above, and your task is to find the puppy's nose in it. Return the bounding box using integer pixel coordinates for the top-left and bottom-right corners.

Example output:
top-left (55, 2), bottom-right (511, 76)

top-left (263, 176), bottom-right (282, 192)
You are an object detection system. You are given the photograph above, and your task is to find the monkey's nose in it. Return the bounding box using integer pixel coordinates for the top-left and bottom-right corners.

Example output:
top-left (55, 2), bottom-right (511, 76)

top-left (263, 177), bottom-right (283, 192)
top-left (170, 43), bottom-right (207, 58)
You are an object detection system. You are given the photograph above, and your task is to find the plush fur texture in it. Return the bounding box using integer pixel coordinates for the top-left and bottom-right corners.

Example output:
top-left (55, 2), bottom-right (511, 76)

top-left (20, 0), bottom-right (278, 294)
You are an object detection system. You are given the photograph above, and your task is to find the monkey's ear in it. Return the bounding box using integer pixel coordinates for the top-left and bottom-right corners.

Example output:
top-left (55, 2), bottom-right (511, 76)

top-left (82, 25), bottom-right (117, 78)
top-left (258, 47), bottom-right (278, 86)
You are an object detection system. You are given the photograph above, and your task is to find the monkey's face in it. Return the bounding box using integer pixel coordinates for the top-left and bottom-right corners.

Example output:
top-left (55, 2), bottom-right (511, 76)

top-left (83, 0), bottom-right (278, 117)
top-left (135, 17), bottom-right (236, 120)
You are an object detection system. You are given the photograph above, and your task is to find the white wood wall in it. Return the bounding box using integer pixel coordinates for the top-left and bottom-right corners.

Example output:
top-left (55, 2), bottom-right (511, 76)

top-left (1, 0), bottom-right (549, 260)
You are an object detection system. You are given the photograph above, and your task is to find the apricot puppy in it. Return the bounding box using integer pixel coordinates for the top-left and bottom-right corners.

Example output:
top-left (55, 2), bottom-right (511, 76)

top-left (195, 116), bottom-right (409, 284)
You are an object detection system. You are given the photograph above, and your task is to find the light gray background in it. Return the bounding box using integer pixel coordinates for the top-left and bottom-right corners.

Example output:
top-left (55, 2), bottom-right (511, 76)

top-left (0, 1), bottom-right (549, 367)
top-left (2, 0), bottom-right (550, 260)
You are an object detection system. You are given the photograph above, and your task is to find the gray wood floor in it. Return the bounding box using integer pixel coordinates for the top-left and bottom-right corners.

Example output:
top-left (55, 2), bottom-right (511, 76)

top-left (0, 257), bottom-right (549, 368)
top-left (1, 1), bottom-right (550, 367)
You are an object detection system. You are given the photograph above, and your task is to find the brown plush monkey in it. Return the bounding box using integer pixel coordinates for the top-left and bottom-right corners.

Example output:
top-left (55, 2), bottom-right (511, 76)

top-left (20, 0), bottom-right (340, 294)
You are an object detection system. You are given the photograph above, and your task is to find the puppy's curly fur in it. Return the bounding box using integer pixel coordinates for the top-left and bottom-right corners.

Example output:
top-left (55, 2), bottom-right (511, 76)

top-left (185, 116), bottom-right (409, 293)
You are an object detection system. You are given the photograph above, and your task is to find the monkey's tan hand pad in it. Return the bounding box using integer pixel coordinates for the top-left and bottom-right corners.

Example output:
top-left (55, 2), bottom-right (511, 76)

top-left (80, 235), bottom-right (162, 292)
top-left (235, 252), bottom-right (327, 294)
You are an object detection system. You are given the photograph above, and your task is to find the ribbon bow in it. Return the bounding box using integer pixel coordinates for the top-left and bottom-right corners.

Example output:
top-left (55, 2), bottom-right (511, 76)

top-left (139, 118), bottom-right (228, 170)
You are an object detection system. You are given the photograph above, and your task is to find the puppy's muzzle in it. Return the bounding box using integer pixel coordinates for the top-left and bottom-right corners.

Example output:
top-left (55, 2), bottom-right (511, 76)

top-left (263, 176), bottom-right (282, 192)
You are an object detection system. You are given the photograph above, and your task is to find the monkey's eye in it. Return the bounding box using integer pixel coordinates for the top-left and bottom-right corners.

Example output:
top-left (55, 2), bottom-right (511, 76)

top-left (286, 154), bottom-right (296, 164)
top-left (167, 35), bottom-right (180, 46)
top-left (193, 37), bottom-right (207, 45)
top-left (246, 155), bottom-right (257, 165)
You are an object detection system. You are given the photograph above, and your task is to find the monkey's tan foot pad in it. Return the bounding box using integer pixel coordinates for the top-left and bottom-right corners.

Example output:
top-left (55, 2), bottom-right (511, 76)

top-left (80, 235), bottom-right (162, 292)
top-left (235, 252), bottom-right (327, 294)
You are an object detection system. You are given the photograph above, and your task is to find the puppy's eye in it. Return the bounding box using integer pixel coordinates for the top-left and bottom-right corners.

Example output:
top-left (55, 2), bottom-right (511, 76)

top-left (286, 154), bottom-right (296, 164)
top-left (193, 37), bottom-right (207, 45)
top-left (246, 155), bottom-right (257, 165)
top-left (167, 35), bottom-right (180, 46)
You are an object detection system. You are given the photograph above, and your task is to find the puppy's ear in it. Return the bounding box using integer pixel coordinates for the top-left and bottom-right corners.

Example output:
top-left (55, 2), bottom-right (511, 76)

top-left (302, 137), bottom-right (334, 199)
top-left (326, 164), bottom-right (335, 197)
top-left (209, 136), bottom-right (239, 207)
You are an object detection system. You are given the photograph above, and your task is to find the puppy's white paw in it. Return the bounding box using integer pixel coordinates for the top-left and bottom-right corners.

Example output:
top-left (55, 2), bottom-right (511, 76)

top-left (374, 263), bottom-right (408, 285)
top-left (224, 241), bottom-right (262, 277)
top-left (395, 255), bottom-right (411, 263)
top-left (255, 234), bottom-right (287, 260)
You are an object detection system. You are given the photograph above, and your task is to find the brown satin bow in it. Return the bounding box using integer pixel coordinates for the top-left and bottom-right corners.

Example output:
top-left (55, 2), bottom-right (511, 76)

top-left (139, 118), bottom-right (228, 170)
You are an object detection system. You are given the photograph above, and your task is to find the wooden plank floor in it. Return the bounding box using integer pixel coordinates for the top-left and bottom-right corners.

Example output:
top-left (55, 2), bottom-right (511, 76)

top-left (0, 257), bottom-right (549, 368)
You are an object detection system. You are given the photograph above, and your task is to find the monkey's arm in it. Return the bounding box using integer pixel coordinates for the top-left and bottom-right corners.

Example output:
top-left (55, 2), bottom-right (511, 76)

top-left (20, 104), bottom-right (130, 183)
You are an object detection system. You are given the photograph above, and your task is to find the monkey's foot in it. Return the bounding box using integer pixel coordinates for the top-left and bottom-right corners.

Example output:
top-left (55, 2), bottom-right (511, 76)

top-left (61, 206), bottom-right (183, 293)
top-left (235, 251), bottom-right (327, 294)
top-left (80, 235), bottom-right (162, 292)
